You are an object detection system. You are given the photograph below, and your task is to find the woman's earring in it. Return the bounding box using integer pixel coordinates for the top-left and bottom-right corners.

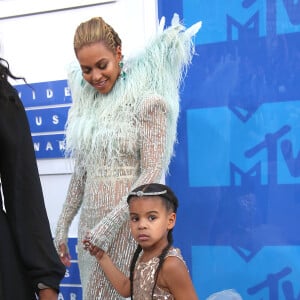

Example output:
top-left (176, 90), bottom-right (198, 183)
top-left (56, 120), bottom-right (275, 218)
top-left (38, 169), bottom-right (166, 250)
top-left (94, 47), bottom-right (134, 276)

top-left (119, 61), bottom-right (126, 80)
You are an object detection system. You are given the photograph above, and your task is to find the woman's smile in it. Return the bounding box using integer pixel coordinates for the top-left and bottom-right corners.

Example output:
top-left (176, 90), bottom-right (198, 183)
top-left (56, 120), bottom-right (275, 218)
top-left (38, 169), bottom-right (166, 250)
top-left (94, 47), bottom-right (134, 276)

top-left (93, 78), bottom-right (108, 90)
top-left (76, 42), bottom-right (122, 94)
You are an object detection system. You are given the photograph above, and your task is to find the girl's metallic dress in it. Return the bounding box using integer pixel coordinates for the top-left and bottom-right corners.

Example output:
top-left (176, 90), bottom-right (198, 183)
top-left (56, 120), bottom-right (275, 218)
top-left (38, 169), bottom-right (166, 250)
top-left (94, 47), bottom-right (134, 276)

top-left (55, 14), bottom-right (201, 299)
top-left (133, 248), bottom-right (185, 299)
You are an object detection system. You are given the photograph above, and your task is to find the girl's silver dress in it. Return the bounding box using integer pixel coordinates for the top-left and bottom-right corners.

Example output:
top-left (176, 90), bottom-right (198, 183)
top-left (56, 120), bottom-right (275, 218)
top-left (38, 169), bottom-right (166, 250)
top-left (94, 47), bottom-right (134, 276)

top-left (133, 248), bottom-right (185, 300)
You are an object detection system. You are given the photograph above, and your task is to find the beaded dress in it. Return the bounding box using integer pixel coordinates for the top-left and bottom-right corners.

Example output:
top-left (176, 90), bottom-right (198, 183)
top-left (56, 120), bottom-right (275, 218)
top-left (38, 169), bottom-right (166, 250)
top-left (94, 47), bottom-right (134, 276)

top-left (133, 248), bottom-right (185, 300)
top-left (54, 14), bottom-right (201, 299)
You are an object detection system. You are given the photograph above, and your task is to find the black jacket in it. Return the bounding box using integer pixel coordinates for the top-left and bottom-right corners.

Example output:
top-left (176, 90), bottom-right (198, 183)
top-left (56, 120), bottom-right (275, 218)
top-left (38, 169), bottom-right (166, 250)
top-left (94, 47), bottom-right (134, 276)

top-left (0, 80), bottom-right (65, 299)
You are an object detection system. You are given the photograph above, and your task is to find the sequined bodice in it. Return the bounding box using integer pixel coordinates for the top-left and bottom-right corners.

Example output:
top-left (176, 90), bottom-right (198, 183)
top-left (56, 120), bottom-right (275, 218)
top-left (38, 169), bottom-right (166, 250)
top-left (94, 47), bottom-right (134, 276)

top-left (133, 248), bottom-right (184, 300)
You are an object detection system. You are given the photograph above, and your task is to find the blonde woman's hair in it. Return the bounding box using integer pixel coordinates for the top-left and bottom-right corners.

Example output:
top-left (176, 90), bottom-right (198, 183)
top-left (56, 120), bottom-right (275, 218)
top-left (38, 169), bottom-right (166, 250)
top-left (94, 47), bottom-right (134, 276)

top-left (73, 17), bottom-right (122, 54)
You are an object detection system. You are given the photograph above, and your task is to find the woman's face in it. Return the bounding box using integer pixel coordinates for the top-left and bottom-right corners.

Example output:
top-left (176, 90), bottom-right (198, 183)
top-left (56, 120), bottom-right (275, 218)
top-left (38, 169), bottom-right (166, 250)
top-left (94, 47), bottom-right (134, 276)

top-left (76, 42), bottom-right (122, 94)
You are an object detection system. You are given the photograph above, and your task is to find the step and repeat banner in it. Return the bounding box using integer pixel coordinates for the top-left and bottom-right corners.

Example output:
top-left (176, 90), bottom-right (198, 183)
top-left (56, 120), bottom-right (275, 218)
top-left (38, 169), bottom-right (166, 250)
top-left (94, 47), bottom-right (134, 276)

top-left (159, 1), bottom-right (300, 299)
top-left (11, 1), bottom-right (300, 299)
top-left (16, 80), bottom-right (71, 159)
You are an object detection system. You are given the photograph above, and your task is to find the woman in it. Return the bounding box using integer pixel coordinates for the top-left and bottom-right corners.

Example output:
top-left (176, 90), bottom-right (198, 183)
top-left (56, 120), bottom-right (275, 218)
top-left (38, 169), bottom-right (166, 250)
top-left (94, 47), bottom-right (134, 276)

top-left (0, 57), bottom-right (65, 299)
top-left (55, 14), bottom-right (201, 299)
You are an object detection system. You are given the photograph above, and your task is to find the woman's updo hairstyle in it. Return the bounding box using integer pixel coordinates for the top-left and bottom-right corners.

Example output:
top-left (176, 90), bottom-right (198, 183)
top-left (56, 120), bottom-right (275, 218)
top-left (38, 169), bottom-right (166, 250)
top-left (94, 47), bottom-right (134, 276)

top-left (73, 17), bottom-right (122, 55)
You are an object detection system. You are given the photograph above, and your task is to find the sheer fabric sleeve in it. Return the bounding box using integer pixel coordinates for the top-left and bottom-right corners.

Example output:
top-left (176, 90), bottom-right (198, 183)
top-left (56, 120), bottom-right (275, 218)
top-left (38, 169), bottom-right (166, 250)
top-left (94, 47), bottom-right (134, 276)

top-left (89, 97), bottom-right (169, 251)
top-left (54, 170), bottom-right (85, 251)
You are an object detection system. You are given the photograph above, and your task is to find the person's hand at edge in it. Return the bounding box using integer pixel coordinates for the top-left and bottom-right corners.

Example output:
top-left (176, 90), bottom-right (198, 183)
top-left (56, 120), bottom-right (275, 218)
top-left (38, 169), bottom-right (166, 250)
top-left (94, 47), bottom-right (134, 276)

top-left (38, 288), bottom-right (58, 300)
top-left (59, 243), bottom-right (71, 267)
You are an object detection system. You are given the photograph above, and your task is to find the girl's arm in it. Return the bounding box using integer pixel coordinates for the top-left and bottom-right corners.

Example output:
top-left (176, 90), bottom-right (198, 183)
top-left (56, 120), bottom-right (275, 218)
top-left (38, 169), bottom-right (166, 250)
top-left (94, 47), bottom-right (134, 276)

top-left (161, 256), bottom-right (199, 300)
top-left (90, 248), bottom-right (131, 298)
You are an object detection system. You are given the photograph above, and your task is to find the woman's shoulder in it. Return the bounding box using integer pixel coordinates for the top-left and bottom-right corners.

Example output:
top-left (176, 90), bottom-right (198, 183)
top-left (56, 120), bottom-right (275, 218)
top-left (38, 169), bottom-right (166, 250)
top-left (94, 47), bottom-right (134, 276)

top-left (138, 94), bottom-right (167, 114)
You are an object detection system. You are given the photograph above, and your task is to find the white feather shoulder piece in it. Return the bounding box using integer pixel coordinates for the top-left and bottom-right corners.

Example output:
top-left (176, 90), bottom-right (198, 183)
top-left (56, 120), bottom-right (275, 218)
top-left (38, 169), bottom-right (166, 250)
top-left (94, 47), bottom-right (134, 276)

top-left (65, 14), bottom-right (202, 174)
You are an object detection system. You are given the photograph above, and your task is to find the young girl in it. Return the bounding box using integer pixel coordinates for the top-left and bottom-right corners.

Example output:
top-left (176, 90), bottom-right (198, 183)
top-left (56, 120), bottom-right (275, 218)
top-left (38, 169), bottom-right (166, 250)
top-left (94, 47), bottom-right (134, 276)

top-left (84, 183), bottom-right (199, 299)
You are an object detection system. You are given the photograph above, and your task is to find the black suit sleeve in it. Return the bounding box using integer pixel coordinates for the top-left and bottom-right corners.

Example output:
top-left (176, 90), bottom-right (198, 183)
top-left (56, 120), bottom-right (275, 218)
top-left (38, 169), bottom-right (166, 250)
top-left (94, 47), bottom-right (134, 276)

top-left (0, 89), bottom-right (65, 296)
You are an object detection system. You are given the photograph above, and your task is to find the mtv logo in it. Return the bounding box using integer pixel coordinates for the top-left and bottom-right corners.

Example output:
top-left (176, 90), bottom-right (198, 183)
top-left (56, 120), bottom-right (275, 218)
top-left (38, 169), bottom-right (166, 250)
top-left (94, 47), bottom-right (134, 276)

top-left (230, 162), bottom-right (261, 186)
top-left (277, 0), bottom-right (300, 34)
top-left (187, 101), bottom-right (300, 187)
top-left (227, 12), bottom-right (259, 40)
top-left (183, 0), bottom-right (266, 45)
top-left (192, 245), bottom-right (300, 299)
top-left (183, 0), bottom-right (300, 45)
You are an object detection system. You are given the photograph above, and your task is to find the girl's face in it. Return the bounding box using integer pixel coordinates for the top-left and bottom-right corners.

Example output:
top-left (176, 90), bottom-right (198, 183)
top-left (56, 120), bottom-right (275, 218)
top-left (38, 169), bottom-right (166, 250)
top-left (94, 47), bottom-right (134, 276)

top-left (76, 42), bottom-right (122, 94)
top-left (129, 196), bottom-right (176, 252)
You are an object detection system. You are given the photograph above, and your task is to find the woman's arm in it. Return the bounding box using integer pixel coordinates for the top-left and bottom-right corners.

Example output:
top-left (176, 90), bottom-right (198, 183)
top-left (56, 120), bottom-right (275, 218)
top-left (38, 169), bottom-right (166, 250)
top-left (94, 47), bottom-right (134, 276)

top-left (131, 96), bottom-right (168, 187)
top-left (88, 97), bottom-right (169, 250)
top-left (54, 62), bottom-right (87, 264)
top-left (54, 171), bottom-right (85, 265)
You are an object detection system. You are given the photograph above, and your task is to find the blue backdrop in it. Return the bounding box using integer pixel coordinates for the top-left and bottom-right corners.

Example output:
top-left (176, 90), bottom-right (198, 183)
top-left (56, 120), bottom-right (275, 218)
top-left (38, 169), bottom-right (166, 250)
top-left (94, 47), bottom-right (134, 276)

top-left (159, 1), bottom-right (300, 299)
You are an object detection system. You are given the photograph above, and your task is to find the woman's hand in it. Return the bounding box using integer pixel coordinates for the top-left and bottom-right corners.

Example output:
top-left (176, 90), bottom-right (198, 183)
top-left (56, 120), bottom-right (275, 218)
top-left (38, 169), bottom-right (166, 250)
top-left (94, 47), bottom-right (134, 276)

top-left (58, 243), bottom-right (71, 267)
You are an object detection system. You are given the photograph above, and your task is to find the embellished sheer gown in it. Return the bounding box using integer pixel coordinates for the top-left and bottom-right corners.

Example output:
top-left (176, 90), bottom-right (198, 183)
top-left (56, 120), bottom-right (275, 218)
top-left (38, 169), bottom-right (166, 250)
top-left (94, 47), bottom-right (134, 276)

top-left (55, 14), bottom-right (201, 299)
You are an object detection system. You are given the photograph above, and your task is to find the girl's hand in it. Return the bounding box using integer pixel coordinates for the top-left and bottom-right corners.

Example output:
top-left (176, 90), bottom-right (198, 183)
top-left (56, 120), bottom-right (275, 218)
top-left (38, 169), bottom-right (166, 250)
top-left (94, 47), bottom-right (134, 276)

top-left (58, 243), bottom-right (71, 267)
top-left (83, 238), bottom-right (104, 261)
